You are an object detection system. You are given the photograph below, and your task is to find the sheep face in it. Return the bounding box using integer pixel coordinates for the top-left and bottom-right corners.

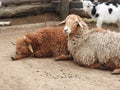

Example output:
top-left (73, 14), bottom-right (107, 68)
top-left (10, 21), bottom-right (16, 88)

top-left (63, 18), bottom-right (78, 35)
top-left (11, 36), bottom-right (33, 60)
top-left (59, 14), bottom-right (88, 35)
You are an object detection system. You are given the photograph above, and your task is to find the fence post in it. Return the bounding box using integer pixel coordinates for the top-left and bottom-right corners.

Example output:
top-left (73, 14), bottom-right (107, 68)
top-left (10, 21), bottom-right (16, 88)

top-left (60, 0), bottom-right (69, 20)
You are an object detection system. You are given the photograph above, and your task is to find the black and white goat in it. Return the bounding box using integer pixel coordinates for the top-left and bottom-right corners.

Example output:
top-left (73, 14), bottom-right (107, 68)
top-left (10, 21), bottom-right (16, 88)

top-left (81, 0), bottom-right (120, 31)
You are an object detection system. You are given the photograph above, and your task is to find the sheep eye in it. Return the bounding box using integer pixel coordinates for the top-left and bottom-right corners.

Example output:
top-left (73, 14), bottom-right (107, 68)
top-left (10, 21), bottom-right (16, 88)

top-left (74, 22), bottom-right (77, 24)
top-left (23, 43), bottom-right (28, 46)
top-left (16, 51), bottom-right (21, 55)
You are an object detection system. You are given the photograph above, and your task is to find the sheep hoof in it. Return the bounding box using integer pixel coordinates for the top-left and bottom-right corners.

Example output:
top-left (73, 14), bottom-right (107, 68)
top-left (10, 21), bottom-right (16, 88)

top-left (111, 69), bottom-right (120, 75)
top-left (11, 57), bottom-right (17, 61)
top-left (55, 57), bottom-right (61, 61)
top-left (111, 72), bottom-right (120, 75)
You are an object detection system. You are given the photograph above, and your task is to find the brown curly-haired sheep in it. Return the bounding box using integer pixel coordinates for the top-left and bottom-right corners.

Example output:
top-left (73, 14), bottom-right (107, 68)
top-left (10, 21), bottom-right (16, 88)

top-left (11, 26), bottom-right (72, 60)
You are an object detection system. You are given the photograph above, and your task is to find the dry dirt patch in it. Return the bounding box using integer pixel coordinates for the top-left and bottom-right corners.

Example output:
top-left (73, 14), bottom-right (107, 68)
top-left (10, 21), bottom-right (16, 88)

top-left (0, 14), bottom-right (119, 90)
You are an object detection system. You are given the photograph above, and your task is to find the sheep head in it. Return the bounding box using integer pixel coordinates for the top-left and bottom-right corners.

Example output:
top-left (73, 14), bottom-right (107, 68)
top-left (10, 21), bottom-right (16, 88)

top-left (59, 14), bottom-right (88, 35)
top-left (11, 36), bottom-right (33, 60)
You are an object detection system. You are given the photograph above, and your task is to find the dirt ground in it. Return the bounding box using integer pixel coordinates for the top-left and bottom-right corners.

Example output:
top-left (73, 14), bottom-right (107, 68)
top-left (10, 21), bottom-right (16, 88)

top-left (1, 13), bottom-right (60, 25)
top-left (0, 13), bottom-right (120, 90)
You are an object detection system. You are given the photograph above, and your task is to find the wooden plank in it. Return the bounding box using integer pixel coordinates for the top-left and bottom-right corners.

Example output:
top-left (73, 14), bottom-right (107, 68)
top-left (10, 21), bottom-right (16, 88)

top-left (70, 8), bottom-right (91, 18)
top-left (0, 0), bottom-right (90, 18)
top-left (70, 1), bottom-right (83, 8)
top-left (51, 0), bottom-right (83, 12)
top-left (60, 0), bottom-right (69, 20)
top-left (1, 0), bottom-right (51, 6)
top-left (0, 4), bottom-right (54, 18)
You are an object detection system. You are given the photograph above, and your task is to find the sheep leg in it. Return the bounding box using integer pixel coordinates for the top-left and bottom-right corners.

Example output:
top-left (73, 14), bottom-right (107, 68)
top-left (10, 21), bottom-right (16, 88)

top-left (32, 50), bottom-right (52, 58)
top-left (55, 54), bottom-right (73, 61)
top-left (89, 63), bottom-right (107, 70)
top-left (89, 63), bottom-right (100, 69)
top-left (111, 68), bottom-right (120, 75)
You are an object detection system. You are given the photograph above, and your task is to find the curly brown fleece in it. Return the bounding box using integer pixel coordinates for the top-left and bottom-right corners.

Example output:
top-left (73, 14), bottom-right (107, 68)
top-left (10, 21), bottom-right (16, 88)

top-left (11, 26), bottom-right (71, 60)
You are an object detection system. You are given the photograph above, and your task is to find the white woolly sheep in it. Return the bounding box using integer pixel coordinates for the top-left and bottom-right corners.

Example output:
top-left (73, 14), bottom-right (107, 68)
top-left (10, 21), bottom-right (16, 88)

top-left (81, 0), bottom-right (120, 31)
top-left (59, 14), bottom-right (120, 74)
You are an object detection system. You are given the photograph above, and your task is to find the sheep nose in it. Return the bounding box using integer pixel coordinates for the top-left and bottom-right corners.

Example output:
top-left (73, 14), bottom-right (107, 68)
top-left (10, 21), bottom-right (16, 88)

top-left (16, 51), bottom-right (21, 55)
top-left (64, 29), bottom-right (68, 32)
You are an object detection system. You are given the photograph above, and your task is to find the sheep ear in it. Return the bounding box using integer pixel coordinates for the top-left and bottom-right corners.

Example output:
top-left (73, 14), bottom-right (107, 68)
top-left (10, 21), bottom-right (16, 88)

top-left (78, 21), bottom-right (88, 29)
top-left (28, 44), bottom-right (33, 53)
top-left (81, 21), bottom-right (88, 27)
top-left (23, 36), bottom-right (33, 53)
top-left (76, 16), bottom-right (84, 28)
top-left (57, 20), bottom-right (66, 26)
top-left (78, 22), bottom-right (83, 28)
top-left (23, 36), bottom-right (31, 43)
top-left (23, 36), bottom-right (28, 41)
top-left (77, 16), bottom-right (88, 28)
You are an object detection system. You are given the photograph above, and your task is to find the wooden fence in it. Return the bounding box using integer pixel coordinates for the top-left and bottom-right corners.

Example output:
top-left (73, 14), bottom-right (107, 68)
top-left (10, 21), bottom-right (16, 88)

top-left (0, 0), bottom-right (119, 19)
top-left (0, 0), bottom-right (85, 19)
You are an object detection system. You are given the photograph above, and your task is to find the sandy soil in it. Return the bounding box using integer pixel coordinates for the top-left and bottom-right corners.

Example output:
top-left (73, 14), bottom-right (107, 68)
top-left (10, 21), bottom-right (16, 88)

top-left (0, 13), bottom-right (60, 25)
top-left (0, 14), bottom-right (120, 90)
top-left (1, 13), bottom-right (118, 31)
